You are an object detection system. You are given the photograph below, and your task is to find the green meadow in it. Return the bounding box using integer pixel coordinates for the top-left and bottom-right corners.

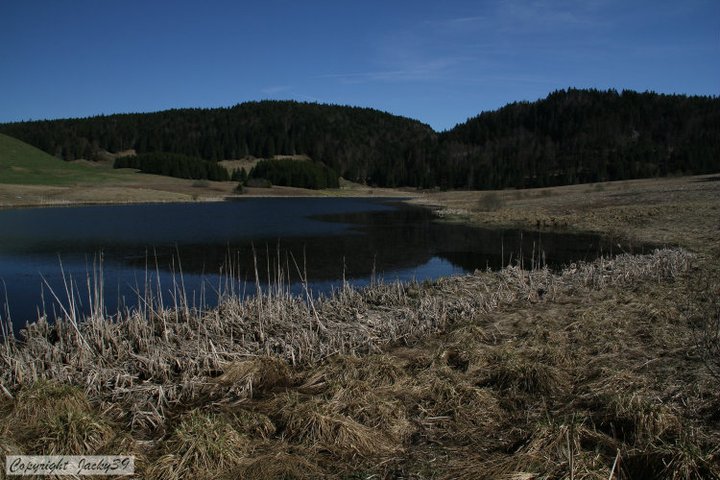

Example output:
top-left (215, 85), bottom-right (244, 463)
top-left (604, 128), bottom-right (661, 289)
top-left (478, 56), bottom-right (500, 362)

top-left (0, 133), bottom-right (135, 186)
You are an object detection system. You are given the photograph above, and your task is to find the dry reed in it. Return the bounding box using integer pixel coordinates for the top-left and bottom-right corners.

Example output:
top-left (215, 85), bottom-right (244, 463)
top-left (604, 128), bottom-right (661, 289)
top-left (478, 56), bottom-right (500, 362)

top-left (2, 247), bottom-right (717, 478)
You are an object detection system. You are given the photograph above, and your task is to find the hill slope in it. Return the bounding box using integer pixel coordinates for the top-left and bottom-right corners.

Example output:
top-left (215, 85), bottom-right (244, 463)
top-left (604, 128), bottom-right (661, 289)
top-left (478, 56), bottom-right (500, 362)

top-left (438, 88), bottom-right (720, 188)
top-left (0, 133), bottom-right (135, 186)
top-left (0, 102), bottom-right (438, 188)
top-left (1, 89), bottom-right (718, 190)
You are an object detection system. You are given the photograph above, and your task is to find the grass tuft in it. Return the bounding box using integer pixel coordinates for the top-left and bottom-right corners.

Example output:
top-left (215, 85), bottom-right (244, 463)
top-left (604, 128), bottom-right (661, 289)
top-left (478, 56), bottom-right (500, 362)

top-left (211, 356), bottom-right (293, 399)
top-left (478, 348), bottom-right (568, 396)
top-left (33, 408), bottom-right (115, 455)
top-left (224, 408), bottom-right (276, 439)
top-left (148, 410), bottom-right (249, 480)
top-left (234, 447), bottom-right (325, 480)
top-left (268, 391), bottom-right (399, 457)
top-left (7, 381), bottom-right (116, 455)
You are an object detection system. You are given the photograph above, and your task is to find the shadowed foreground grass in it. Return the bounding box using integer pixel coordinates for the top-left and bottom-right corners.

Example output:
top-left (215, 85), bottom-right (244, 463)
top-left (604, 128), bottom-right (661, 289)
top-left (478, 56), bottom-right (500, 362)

top-left (1, 247), bottom-right (718, 479)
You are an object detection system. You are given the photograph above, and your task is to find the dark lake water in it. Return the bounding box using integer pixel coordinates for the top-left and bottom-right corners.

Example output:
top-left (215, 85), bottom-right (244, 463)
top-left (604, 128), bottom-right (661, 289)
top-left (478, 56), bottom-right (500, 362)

top-left (0, 198), bottom-right (651, 331)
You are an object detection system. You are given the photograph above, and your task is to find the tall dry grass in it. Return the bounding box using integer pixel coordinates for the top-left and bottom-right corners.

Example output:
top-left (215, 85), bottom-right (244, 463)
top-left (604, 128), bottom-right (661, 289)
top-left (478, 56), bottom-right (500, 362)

top-left (2, 247), bottom-right (718, 478)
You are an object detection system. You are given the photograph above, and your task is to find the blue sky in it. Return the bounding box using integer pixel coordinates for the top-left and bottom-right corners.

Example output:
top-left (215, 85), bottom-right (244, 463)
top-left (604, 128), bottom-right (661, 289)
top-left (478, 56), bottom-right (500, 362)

top-left (1, 0), bottom-right (718, 130)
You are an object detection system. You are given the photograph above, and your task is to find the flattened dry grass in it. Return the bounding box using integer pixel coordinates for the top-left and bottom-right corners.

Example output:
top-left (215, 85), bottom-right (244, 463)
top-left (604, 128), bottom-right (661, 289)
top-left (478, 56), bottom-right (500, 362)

top-left (447, 419), bottom-right (619, 480)
top-left (298, 354), bottom-right (406, 393)
top-left (408, 367), bottom-right (505, 446)
top-left (266, 390), bottom-right (399, 457)
top-left (209, 356), bottom-right (293, 399)
top-left (233, 447), bottom-right (325, 479)
top-left (326, 380), bottom-right (412, 440)
top-left (222, 408), bottom-right (276, 439)
top-left (478, 346), bottom-right (570, 396)
top-left (9, 381), bottom-right (91, 426)
top-left (624, 433), bottom-right (720, 480)
top-left (596, 392), bottom-right (682, 444)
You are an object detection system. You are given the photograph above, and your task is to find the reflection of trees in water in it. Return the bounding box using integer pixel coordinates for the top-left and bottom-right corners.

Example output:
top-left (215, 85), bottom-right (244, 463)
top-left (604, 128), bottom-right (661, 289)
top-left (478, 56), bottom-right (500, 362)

top-left (119, 233), bottom-right (435, 284)
top-left (434, 229), bottom-right (624, 271)
top-left (3, 202), bottom-right (660, 328)
top-left (113, 204), bottom-right (653, 282)
top-left (112, 204), bottom-right (438, 282)
top-left (2, 200), bottom-right (659, 330)
top-left (10, 201), bottom-right (657, 285)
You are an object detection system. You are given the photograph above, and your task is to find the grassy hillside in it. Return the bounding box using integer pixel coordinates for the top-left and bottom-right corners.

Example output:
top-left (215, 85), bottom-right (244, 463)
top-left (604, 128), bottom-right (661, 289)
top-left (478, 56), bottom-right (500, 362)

top-left (0, 133), bottom-right (135, 186)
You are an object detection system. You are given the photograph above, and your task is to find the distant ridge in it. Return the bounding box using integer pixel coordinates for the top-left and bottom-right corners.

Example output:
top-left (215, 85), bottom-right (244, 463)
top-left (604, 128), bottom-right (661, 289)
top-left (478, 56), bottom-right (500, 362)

top-left (0, 101), bottom-right (437, 188)
top-left (439, 88), bottom-right (720, 188)
top-left (1, 89), bottom-right (718, 189)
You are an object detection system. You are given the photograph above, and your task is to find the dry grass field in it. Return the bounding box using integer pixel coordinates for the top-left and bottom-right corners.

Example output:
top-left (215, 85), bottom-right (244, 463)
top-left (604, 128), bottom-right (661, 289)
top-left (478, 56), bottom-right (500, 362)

top-left (1, 173), bottom-right (719, 479)
top-left (413, 174), bottom-right (720, 255)
top-left (0, 170), bottom-right (411, 208)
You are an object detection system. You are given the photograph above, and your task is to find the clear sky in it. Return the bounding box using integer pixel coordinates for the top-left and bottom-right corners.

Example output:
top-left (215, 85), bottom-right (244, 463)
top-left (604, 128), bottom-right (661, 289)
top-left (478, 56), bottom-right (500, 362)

top-left (1, 0), bottom-right (718, 131)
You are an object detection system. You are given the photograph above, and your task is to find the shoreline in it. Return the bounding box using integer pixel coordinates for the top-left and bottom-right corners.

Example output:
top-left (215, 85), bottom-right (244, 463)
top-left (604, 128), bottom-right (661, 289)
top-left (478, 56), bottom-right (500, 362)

top-left (0, 175), bottom-right (419, 210)
top-left (2, 172), bottom-right (717, 254)
top-left (409, 173), bottom-right (720, 255)
top-left (0, 193), bottom-right (415, 212)
top-left (2, 172), bottom-right (717, 241)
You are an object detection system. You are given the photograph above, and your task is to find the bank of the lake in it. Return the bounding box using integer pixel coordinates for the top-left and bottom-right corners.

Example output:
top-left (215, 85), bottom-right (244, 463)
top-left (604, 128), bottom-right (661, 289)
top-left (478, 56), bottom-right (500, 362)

top-left (0, 170), bottom-right (415, 210)
top-left (0, 196), bottom-right (647, 332)
top-left (410, 173), bottom-right (720, 256)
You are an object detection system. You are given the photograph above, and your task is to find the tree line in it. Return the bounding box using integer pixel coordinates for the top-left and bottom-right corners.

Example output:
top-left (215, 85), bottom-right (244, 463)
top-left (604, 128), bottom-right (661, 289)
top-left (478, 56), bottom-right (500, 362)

top-left (1, 89), bottom-right (718, 190)
top-left (439, 88), bottom-right (720, 188)
top-left (114, 153), bottom-right (229, 181)
top-left (0, 101), bottom-right (435, 187)
top-left (248, 159), bottom-right (339, 189)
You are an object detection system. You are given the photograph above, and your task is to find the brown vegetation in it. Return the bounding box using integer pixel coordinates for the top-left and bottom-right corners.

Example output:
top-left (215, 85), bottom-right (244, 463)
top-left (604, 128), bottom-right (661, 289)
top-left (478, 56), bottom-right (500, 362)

top-left (412, 174), bottom-right (720, 254)
top-left (1, 246), bottom-right (718, 478)
top-left (1, 174), bottom-right (719, 478)
top-left (0, 172), bottom-right (411, 208)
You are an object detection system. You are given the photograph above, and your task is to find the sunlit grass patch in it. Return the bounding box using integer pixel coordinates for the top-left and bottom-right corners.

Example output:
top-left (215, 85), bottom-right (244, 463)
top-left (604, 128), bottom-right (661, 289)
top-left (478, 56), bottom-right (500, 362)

top-left (0, 133), bottom-right (135, 186)
top-left (7, 381), bottom-right (116, 455)
top-left (478, 347), bottom-right (570, 396)
top-left (299, 354), bottom-right (406, 393)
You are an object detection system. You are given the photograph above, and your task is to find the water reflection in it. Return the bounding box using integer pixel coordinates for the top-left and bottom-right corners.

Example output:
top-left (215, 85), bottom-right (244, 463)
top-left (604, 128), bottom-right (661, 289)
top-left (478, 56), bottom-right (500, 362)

top-left (0, 198), bottom-right (652, 328)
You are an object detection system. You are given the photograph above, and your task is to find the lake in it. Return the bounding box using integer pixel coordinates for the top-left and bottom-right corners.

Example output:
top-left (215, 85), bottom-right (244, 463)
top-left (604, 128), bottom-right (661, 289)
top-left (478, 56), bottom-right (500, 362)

top-left (0, 198), bottom-right (649, 332)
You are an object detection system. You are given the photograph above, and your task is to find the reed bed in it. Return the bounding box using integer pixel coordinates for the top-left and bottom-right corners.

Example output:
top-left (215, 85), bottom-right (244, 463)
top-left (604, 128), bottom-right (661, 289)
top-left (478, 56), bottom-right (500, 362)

top-left (1, 247), bottom-right (718, 479)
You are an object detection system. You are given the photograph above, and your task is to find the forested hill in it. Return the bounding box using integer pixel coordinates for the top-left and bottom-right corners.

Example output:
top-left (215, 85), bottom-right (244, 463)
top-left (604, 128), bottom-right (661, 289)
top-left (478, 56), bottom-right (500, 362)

top-left (1, 89), bottom-right (718, 189)
top-left (0, 102), bottom-right (438, 187)
top-left (438, 89), bottom-right (720, 188)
